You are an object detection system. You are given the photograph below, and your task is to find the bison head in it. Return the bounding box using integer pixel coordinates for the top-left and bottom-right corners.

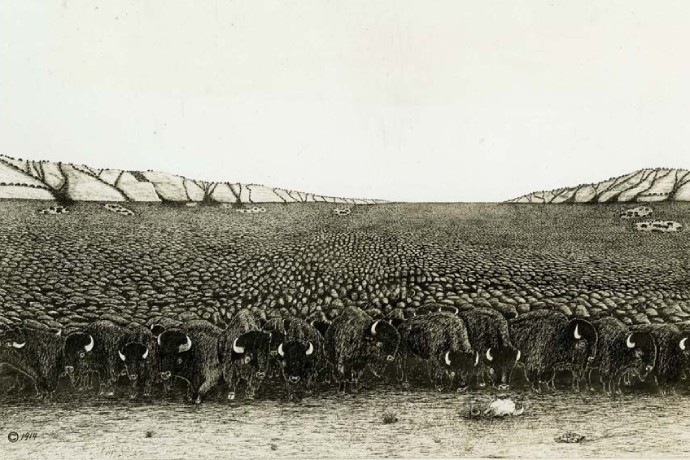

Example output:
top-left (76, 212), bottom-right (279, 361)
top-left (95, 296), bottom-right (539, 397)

top-left (680, 334), bottom-right (690, 364)
top-left (364, 320), bottom-right (400, 377)
top-left (230, 331), bottom-right (273, 398)
top-left (483, 345), bottom-right (521, 390)
top-left (1, 327), bottom-right (64, 393)
top-left (624, 331), bottom-right (657, 381)
top-left (276, 340), bottom-right (317, 385)
top-left (567, 318), bottom-right (598, 370)
top-left (442, 350), bottom-right (479, 389)
top-left (157, 329), bottom-right (192, 381)
top-left (63, 332), bottom-right (95, 383)
top-left (118, 342), bottom-right (152, 385)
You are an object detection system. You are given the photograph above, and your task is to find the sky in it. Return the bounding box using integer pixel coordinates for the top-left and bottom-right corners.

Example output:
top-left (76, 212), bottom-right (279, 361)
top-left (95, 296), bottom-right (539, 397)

top-left (1, 1), bottom-right (690, 202)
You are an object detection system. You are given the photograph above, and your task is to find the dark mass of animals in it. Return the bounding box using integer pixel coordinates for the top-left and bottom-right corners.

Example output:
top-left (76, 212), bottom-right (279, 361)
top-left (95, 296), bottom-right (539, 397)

top-left (2, 303), bottom-right (689, 403)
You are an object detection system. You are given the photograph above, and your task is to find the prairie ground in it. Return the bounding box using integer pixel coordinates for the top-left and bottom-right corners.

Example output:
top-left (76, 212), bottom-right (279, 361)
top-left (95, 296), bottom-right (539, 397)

top-left (1, 200), bottom-right (689, 329)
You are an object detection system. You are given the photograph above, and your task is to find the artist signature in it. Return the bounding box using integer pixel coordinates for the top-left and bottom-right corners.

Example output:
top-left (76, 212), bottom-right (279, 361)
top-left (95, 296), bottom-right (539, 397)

top-left (7, 432), bottom-right (38, 442)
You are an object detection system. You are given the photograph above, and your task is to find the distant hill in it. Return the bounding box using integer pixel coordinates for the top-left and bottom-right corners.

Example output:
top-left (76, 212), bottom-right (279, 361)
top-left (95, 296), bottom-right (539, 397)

top-left (0, 154), bottom-right (386, 205)
top-left (508, 169), bottom-right (690, 203)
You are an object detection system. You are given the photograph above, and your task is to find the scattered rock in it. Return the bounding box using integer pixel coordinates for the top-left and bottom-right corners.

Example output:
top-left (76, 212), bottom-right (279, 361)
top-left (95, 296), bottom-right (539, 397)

top-left (555, 431), bottom-right (586, 444)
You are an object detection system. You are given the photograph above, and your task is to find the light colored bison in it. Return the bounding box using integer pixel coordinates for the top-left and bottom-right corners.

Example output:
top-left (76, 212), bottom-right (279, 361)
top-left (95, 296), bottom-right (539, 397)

top-left (620, 206), bottom-right (653, 220)
top-left (634, 221), bottom-right (683, 233)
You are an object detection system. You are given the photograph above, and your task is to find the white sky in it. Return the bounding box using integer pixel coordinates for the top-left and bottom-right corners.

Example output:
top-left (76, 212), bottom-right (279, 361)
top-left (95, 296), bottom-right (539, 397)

top-left (2, 1), bottom-right (690, 202)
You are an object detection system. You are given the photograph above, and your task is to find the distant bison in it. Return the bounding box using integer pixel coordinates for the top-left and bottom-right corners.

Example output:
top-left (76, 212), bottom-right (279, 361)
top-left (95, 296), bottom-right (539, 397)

top-left (103, 203), bottom-right (134, 216)
top-left (620, 206), bottom-right (653, 219)
top-left (38, 205), bottom-right (68, 215)
top-left (236, 206), bottom-right (266, 214)
top-left (509, 310), bottom-right (597, 393)
top-left (634, 220), bottom-right (683, 233)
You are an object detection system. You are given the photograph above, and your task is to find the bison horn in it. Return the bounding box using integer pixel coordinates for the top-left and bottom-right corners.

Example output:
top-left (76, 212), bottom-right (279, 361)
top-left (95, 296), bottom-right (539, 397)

top-left (157, 334), bottom-right (162, 347)
top-left (232, 338), bottom-right (245, 354)
top-left (444, 351), bottom-right (451, 366)
top-left (474, 352), bottom-right (479, 366)
top-left (486, 348), bottom-right (493, 362)
top-left (626, 333), bottom-right (636, 349)
top-left (84, 335), bottom-right (94, 352)
top-left (516, 350), bottom-right (521, 362)
top-left (118, 350), bottom-right (126, 362)
top-left (179, 335), bottom-right (192, 353)
top-left (574, 324), bottom-right (582, 340)
top-left (142, 347), bottom-right (149, 359)
top-left (278, 343), bottom-right (284, 357)
top-left (680, 338), bottom-right (688, 351)
top-left (306, 342), bottom-right (314, 356)
top-left (371, 319), bottom-right (381, 336)
top-left (11, 341), bottom-right (25, 349)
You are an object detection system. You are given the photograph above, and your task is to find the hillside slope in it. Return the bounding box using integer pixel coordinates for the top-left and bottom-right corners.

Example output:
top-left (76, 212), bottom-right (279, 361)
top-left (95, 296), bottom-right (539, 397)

top-left (508, 168), bottom-right (690, 203)
top-left (0, 155), bottom-right (385, 204)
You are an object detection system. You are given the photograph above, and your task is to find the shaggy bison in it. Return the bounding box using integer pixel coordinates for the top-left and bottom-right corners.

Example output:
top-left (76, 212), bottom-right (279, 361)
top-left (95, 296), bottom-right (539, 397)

top-left (398, 312), bottom-right (477, 391)
top-left (509, 310), bottom-right (597, 393)
top-left (0, 327), bottom-right (64, 396)
top-left (218, 310), bottom-right (271, 400)
top-left (589, 317), bottom-right (657, 395)
top-left (158, 320), bottom-right (223, 404)
top-left (630, 324), bottom-right (690, 395)
top-left (325, 306), bottom-right (400, 392)
top-left (458, 308), bottom-right (520, 390)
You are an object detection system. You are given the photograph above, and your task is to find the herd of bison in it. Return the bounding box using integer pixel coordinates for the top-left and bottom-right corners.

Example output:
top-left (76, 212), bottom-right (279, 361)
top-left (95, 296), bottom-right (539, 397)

top-left (0, 201), bottom-right (690, 403)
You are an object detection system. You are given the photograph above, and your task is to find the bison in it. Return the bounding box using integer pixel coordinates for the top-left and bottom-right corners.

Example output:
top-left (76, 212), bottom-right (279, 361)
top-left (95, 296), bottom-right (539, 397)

top-left (458, 308), bottom-right (520, 390)
top-left (509, 310), bottom-right (597, 393)
top-left (158, 320), bottom-right (223, 404)
top-left (630, 324), bottom-right (690, 395)
top-left (218, 309), bottom-right (271, 400)
top-left (273, 318), bottom-right (325, 400)
top-left (325, 306), bottom-right (400, 392)
top-left (398, 312), bottom-right (477, 391)
top-left (0, 326), bottom-right (64, 397)
top-left (117, 323), bottom-right (159, 398)
top-left (64, 320), bottom-right (130, 396)
top-left (589, 317), bottom-right (657, 395)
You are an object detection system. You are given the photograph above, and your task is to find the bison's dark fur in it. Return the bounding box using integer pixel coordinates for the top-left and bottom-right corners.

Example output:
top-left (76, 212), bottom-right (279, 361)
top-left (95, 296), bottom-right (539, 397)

top-left (509, 310), bottom-right (597, 393)
top-left (0, 327), bottom-right (65, 396)
top-left (158, 320), bottom-right (223, 404)
top-left (218, 309), bottom-right (266, 399)
top-left (118, 323), bottom-right (159, 398)
top-left (274, 318), bottom-right (325, 399)
top-left (458, 308), bottom-right (520, 390)
top-left (398, 312), bottom-right (476, 390)
top-left (589, 317), bottom-right (656, 395)
top-left (630, 324), bottom-right (690, 394)
top-left (325, 306), bottom-right (400, 392)
top-left (75, 320), bottom-right (131, 396)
